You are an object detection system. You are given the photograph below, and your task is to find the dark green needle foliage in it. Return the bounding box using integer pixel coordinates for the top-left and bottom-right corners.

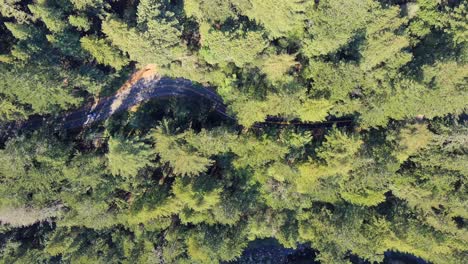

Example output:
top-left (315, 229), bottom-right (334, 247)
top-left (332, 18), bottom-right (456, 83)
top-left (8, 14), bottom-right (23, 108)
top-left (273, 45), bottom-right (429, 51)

top-left (0, 0), bottom-right (467, 264)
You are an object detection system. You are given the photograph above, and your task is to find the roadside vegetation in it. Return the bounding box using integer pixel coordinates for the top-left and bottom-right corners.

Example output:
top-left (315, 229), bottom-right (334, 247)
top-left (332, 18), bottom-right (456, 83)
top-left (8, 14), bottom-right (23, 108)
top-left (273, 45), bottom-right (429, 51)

top-left (0, 0), bottom-right (467, 263)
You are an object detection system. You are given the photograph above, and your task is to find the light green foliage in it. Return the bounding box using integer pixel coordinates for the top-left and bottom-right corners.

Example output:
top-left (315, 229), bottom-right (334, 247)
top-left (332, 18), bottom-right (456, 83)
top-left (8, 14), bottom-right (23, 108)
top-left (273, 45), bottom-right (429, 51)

top-left (2, 21), bottom-right (45, 62)
top-left (391, 125), bottom-right (468, 239)
top-left (183, 0), bottom-right (203, 19)
top-left (0, 99), bottom-right (26, 121)
top-left (297, 99), bottom-right (333, 122)
top-left (235, 0), bottom-right (308, 38)
top-left (407, 0), bottom-right (444, 38)
top-left (151, 125), bottom-right (236, 178)
top-left (386, 213), bottom-right (467, 264)
top-left (81, 36), bottom-right (129, 70)
top-left (296, 129), bottom-right (363, 201)
top-left (339, 151), bottom-right (394, 207)
top-left (303, 0), bottom-right (372, 57)
top-left (299, 206), bottom-right (390, 263)
top-left (1, 0), bottom-right (467, 263)
top-left (68, 15), bottom-right (91, 31)
top-left (391, 123), bottom-right (433, 163)
top-left (444, 3), bottom-right (468, 44)
top-left (317, 129), bottom-right (363, 167)
top-left (47, 31), bottom-right (88, 59)
top-left (0, 65), bottom-right (81, 117)
top-left (44, 227), bottom-right (80, 258)
top-left (28, 4), bottom-right (67, 33)
top-left (230, 91), bottom-right (332, 127)
top-left (13, 2), bottom-right (88, 60)
top-left (4, 22), bottom-right (34, 40)
top-left (229, 97), bottom-right (269, 127)
top-left (246, 209), bottom-right (301, 248)
top-left (423, 61), bottom-right (467, 92)
top-left (186, 225), bottom-right (248, 263)
top-left (258, 53), bottom-right (296, 83)
top-left (0, 134), bottom-right (71, 207)
top-left (417, 61), bottom-right (468, 118)
top-left (102, 18), bottom-right (184, 66)
top-left (0, 0), bottom-right (34, 23)
top-left (200, 23), bottom-right (268, 67)
top-left (136, 0), bottom-right (164, 26)
top-left (359, 61), bottom-right (467, 127)
top-left (184, 0), bottom-right (236, 23)
top-left (61, 154), bottom-right (107, 196)
top-left (182, 128), bottom-right (237, 156)
top-left (305, 60), bottom-right (366, 102)
top-left (152, 123), bottom-right (214, 177)
top-left (172, 176), bottom-right (222, 224)
top-left (69, 0), bottom-right (105, 10)
top-left (230, 135), bottom-right (289, 169)
top-left (360, 6), bottom-right (412, 72)
top-left (408, 0), bottom-right (468, 44)
top-left (340, 177), bottom-right (388, 207)
top-left (107, 136), bottom-right (154, 178)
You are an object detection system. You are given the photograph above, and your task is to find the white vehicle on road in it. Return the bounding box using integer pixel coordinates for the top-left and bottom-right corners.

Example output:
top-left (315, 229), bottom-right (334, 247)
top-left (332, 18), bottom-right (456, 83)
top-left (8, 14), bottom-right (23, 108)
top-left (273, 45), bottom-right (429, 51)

top-left (84, 112), bottom-right (98, 126)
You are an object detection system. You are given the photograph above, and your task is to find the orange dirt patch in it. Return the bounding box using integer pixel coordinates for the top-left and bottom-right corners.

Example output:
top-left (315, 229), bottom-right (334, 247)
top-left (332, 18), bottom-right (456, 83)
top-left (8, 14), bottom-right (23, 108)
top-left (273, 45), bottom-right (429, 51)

top-left (116, 64), bottom-right (160, 94)
top-left (129, 105), bottom-right (140, 112)
top-left (107, 64), bottom-right (161, 114)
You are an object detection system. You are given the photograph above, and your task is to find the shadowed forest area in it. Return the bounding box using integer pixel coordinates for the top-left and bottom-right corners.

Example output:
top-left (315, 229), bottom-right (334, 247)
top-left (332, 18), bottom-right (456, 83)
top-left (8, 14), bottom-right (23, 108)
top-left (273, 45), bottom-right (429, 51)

top-left (0, 0), bottom-right (467, 263)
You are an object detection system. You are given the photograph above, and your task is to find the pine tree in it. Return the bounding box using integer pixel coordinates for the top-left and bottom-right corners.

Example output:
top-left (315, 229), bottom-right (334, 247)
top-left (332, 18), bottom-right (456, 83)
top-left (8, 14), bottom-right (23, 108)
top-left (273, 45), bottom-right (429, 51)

top-left (302, 0), bottom-right (373, 57)
top-left (102, 17), bottom-right (184, 66)
top-left (172, 175), bottom-right (222, 224)
top-left (0, 64), bottom-right (81, 118)
top-left (0, 133), bottom-right (72, 207)
top-left (81, 36), bottom-right (129, 70)
top-left (68, 15), bottom-right (91, 31)
top-left (0, 0), bottom-right (34, 23)
top-left (152, 122), bottom-right (214, 177)
top-left (186, 224), bottom-right (248, 263)
top-left (107, 135), bottom-right (154, 178)
top-left (296, 129), bottom-right (363, 199)
top-left (199, 23), bottom-right (268, 67)
top-left (184, 0), bottom-right (236, 23)
top-left (391, 124), bottom-right (468, 238)
top-left (234, 0), bottom-right (309, 38)
top-left (28, 4), bottom-right (67, 33)
top-left (258, 53), bottom-right (296, 83)
top-left (305, 60), bottom-right (366, 102)
top-left (359, 6), bottom-right (412, 72)
top-left (390, 123), bottom-right (433, 163)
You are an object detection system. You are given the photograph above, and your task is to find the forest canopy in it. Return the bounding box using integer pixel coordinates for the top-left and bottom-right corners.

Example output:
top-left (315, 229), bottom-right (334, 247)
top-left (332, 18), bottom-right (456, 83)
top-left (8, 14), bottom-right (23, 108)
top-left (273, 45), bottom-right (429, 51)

top-left (0, 0), bottom-right (467, 263)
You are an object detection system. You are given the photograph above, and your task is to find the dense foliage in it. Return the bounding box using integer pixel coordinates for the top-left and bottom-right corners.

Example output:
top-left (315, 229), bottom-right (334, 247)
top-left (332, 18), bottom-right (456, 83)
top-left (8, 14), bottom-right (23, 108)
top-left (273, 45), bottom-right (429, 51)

top-left (0, 0), bottom-right (467, 263)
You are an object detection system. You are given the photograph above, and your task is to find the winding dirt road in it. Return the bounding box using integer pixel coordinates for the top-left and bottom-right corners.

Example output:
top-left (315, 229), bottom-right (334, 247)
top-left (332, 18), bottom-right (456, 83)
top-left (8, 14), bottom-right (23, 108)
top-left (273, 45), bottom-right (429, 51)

top-left (0, 76), bottom-right (229, 138)
top-left (0, 73), bottom-right (353, 141)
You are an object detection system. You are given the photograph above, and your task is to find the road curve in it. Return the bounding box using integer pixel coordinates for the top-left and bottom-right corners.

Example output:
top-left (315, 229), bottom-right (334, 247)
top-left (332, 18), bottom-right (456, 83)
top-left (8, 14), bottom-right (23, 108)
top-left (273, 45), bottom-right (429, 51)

top-left (0, 76), bottom-right (353, 141)
top-left (0, 77), bottom-right (228, 139)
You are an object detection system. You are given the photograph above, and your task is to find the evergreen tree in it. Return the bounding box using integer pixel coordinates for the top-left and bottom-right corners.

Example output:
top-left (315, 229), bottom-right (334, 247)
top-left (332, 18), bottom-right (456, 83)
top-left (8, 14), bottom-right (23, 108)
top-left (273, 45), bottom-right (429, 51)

top-left (259, 53), bottom-right (296, 83)
top-left (107, 135), bottom-right (154, 178)
top-left (0, 64), bottom-right (81, 119)
top-left (199, 23), bottom-right (268, 67)
top-left (0, 0), bottom-right (467, 263)
top-left (184, 0), bottom-right (236, 23)
top-left (152, 122), bottom-right (214, 177)
top-left (359, 6), bottom-right (412, 73)
top-left (68, 15), bottom-right (91, 32)
top-left (81, 36), bottom-right (129, 70)
top-left (234, 0), bottom-right (309, 39)
top-left (102, 17), bottom-right (185, 66)
top-left (0, 0), bottom-right (34, 23)
top-left (302, 0), bottom-right (373, 57)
